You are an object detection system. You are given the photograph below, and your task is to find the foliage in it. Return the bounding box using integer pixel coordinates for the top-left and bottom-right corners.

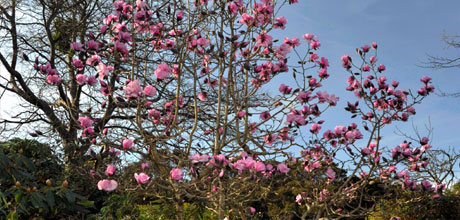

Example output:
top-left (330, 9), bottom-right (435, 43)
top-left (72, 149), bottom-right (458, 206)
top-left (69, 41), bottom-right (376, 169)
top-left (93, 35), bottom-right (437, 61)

top-left (0, 138), bottom-right (94, 219)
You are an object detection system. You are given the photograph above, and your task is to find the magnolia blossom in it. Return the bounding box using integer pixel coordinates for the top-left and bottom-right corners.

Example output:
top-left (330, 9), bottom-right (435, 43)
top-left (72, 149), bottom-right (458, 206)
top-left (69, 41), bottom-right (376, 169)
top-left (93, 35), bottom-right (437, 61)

top-left (188, 153), bottom-right (209, 163)
top-left (124, 80), bottom-right (143, 99)
top-left (105, 165), bottom-right (116, 176)
top-left (97, 179), bottom-right (118, 192)
top-left (277, 163), bottom-right (290, 173)
top-left (326, 168), bottom-right (336, 181)
top-left (78, 116), bottom-right (94, 128)
top-left (134, 173), bottom-right (150, 184)
top-left (171, 168), bottom-right (184, 181)
top-left (144, 85), bottom-right (157, 97)
top-left (122, 139), bottom-right (134, 150)
top-left (155, 64), bottom-right (172, 79)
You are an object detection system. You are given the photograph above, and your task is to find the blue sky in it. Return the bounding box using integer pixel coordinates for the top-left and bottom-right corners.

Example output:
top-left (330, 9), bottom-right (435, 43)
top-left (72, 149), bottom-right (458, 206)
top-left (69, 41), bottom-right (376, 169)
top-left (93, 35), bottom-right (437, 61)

top-left (1, 0), bottom-right (459, 152)
top-left (267, 0), bottom-right (460, 152)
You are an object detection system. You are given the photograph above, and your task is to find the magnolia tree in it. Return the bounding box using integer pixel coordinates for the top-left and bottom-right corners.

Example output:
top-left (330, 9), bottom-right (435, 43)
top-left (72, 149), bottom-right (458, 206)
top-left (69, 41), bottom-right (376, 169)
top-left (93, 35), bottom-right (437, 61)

top-left (0, 0), bottom-right (441, 219)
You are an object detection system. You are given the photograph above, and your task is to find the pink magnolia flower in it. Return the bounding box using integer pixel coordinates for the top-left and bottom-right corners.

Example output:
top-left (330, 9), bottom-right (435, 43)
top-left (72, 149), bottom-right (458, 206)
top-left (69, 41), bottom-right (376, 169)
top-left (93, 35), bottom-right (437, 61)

top-left (256, 31), bottom-right (272, 48)
top-left (171, 168), bottom-right (184, 181)
top-left (70, 42), bottom-right (83, 51)
top-left (198, 92), bottom-right (208, 101)
top-left (277, 163), bottom-right (290, 173)
top-left (105, 165), bottom-right (116, 176)
top-left (144, 85), bottom-right (157, 97)
top-left (326, 168), bottom-right (336, 181)
top-left (295, 194), bottom-right (303, 205)
top-left (155, 64), bottom-right (172, 79)
top-left (188, 153), bottom-right (209, 163)
top-left (97, 63), bottom-right (114, 80)
top-left (46, 75), bottom-right (62, 84)
top-left (122, 139), bottom-right (134, 150)
top-left (78, 116), bottom-right (94, 128)
top-left (141, 162), bottom-right (150, 170)
top-left (302, 33), bottom-right (316, 42)
top-left (124, 80), bottom-right (143, 99)
top-left (274, 16), bottom-right (287, 29)
top-left (86, 54), bottom-right (101, 66)
top-left (239, 13), bottom-right (255, 26)
top-left (97, 179), bottom-right (118, 192)
top-left (250, 207), bottom-right (256, 213)
top-left (87, 40), bottom-right (99, 50)
top-left (76, 74), bottom-right (88, 85)
top-left (72, 58), bottom-right (84, 70)
top-left (255, 161), bottom-right (266, 172)
top-left (134, 172), bottom-right (150, 184)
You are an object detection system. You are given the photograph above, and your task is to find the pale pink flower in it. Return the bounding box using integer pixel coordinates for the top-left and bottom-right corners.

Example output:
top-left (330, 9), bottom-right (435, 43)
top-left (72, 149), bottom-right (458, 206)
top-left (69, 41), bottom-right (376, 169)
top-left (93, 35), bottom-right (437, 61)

top-left (124, 80), bottom-right (143, 99)
top-left (326, 168), bottom-right (336, 181)
top-left (188, 153), bottom-right (209, 163)
top-left (198, 92), bottom-right (208, 101)
top-left (97, 179), bottom-right (118, 192)
top-left (277, 163), bottom-right (290, 173)
top-left (134, 172), bottom-right (150, 184)
top-left (302, 33), bottom-right (316, 42)
top-left (76, 74), bottom-right (88, 85)
top-left (70, 42), bottom-right (83, 51)
top-left (46, 75), bottom-right (62, 84)
top-left (155, 64), bottom-right (172, 79)
top-left (250, 207), bottom-right (256, 213)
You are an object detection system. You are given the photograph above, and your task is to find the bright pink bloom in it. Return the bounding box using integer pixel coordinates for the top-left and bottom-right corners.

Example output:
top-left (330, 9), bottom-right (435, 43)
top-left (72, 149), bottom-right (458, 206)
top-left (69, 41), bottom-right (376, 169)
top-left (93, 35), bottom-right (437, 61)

top-left (274, 16), bottom-right (287, 29)
top-left (171, 168), bottom-right (184, 181)
top-left (250, 207), bottom-right (256, 213)
top-left (122, 139), bottom-right (134, 150)
top-left (144, 85), bottom-right (157, 97)
top-left (155, 64), bottom-right (172, 79)
top-left (78, 116), bottom-right (94, 128)
top-left (239, 13), bottom-right (255, 26)
top-left (105, 165), bottom-right (116, 176)
top-left (256, 31), bottom-right (272, 48)
top-left (255, 161), bottom-right (266, 172)
top-left (134, 172), bottom-right (150, 184)
top-left (97, 179), bottom-right (118, 192)
top-left (277, 163), bottom-right (290, 173)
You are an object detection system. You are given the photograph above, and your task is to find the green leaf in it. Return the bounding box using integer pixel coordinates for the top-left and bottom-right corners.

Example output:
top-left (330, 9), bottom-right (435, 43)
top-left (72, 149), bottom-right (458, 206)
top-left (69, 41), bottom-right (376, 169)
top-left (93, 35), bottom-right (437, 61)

top-left (76, 200), bottom-right (94, 208)
top-left (7, 211), bottom-right (18, 220)
top-left (46, 190), bottom-right (55, 208)
top-left (64, 190), bottom-right (76, 203)
top-left (14, 193), bottom-right (21, 203)
top-left (0, 152), bottom-right (10, 167)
